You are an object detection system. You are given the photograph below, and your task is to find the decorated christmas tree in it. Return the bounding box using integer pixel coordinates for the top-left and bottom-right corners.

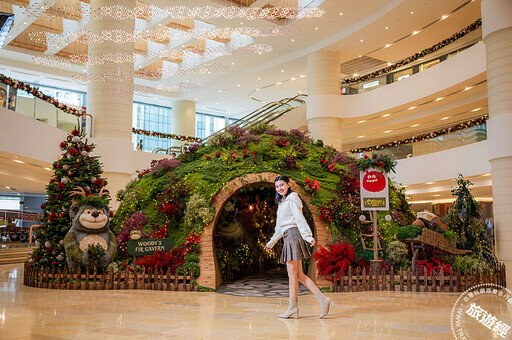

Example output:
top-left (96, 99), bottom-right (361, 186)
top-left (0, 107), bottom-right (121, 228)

top-left (442, 174), bottom-right (497, 265)
top-left (29, 130), bottom-right (108, 269)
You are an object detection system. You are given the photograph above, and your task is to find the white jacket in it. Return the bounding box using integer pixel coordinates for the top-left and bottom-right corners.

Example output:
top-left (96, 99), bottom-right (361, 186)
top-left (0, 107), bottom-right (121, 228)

top-left (266, 191), bottom-right (314, 248)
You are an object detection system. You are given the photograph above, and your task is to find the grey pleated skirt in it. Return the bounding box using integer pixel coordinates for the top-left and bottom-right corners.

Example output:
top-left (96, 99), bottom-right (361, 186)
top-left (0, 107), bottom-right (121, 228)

top-left (280, 227), bottom-right (312, 264)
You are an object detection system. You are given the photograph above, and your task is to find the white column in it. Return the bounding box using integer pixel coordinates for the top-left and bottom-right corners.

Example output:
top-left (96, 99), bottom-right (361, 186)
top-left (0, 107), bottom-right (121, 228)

top-left (306, 51), bottom-right (342, 150)
top-left (171, 100), bottom-right (196, 147)
top-left (87, 0), bottom-right (136, 206)
top-left (482, 0), bottom-right (512, 285)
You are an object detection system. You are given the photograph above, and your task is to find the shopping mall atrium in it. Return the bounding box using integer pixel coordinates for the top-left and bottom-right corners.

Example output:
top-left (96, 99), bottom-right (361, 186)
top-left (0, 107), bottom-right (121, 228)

top-left (0, 0), bottom-right (511, 338)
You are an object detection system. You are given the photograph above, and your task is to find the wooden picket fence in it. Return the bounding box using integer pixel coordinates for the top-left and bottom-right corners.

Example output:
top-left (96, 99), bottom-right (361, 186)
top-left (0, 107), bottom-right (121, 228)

top-left (333, 263), bottom-right (506, 293)
top-left (23, 263), bottom-right (196, 291)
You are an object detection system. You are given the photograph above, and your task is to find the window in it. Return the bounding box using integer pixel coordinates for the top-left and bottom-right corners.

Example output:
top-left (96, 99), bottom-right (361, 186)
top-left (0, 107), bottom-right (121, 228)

top-left (17, 85), bottom-right (85, 107)
top-left (196, 113), bottom-right (226, 139)
top-left (132, 102), bottom-right (172, 152)
top-left (0, 196), bottom-right (21, 210)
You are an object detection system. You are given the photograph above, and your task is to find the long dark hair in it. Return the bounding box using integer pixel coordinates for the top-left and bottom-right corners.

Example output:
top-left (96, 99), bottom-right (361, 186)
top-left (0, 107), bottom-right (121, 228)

top-left (275, 175), bottom-right (294, 204)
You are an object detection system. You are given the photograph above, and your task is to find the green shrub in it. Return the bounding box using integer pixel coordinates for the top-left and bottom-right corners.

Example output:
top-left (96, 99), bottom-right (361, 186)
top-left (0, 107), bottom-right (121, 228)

top-left (396, 225), bottom-right (422, 240)
top-left (201, 162), bottom-right (224, 182)
top-left (184, 194), bottom-right (214, 226)
top-left (386, 241), bottom-right (408, 267)
top-left (302, 160), bottom-right (327, 178)
top-left (452, 255), bottom-right (489, 274)
top-left (443, 230), bottom-right (456, 241)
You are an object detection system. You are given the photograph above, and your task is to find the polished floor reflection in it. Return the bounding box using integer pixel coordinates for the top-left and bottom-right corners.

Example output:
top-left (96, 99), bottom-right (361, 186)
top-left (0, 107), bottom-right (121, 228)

top-left (0, 264), bottom-right (458, 339)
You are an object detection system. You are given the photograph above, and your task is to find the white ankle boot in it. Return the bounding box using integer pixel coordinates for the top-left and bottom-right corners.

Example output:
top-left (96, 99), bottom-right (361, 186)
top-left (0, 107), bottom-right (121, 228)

top-left (279, 298), bottom-right (299, 319)
top-left (316, 293), bottom-right (335, 318)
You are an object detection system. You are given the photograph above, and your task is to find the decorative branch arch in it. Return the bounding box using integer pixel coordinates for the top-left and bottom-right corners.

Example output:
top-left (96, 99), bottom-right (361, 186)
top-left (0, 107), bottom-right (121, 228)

top-left (197, 172), bottom-right (332, 289)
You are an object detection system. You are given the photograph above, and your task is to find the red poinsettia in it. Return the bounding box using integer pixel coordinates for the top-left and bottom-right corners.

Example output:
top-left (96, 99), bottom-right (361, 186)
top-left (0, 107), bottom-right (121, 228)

top-left (71, 129), bottom-right (80, 136)
top-left (416, 259), bottom-right (452, 276)
top-left (305, 177), bottom-right (321, 193)
top-left (153, 225), bottom-right (169, 239)
top-left (273, 138), bottom-right (290, 147)
top-left (160, 203), bottom-right (179, 217)
top-left (68, 148), bottom-right (79, 155)
top-left (59, 142), bottom-right (67, 149)
top-left (313, 241), bottom-right (356, 282)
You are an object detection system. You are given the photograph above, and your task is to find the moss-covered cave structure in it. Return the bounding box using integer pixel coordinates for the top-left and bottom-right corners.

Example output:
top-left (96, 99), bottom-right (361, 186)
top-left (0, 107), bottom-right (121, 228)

top-left (112, 124), bottom-right (413, 289)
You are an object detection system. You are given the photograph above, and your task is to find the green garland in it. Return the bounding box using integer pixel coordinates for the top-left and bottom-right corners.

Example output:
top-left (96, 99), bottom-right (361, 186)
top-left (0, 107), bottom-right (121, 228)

top-left (0, 73), bottom-right (83, 117)
top-left (132, 128), bottom-right (203, 143)
top-left (350, 115), bottom-right (488, 153)
top-left (341, 19), bottom-right (482, 85)
top-left (356, 153), bottom-right (397, 173)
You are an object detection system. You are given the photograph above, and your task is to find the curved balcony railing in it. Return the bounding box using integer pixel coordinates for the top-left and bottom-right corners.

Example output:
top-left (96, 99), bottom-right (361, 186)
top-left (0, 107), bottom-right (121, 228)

top-left (341, 38), bottom-right (481, 95)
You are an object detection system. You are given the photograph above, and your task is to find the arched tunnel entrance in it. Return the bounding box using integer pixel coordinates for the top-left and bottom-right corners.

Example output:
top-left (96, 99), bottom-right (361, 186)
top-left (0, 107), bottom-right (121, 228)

top-left (197, 172), bottom-right (331, 291)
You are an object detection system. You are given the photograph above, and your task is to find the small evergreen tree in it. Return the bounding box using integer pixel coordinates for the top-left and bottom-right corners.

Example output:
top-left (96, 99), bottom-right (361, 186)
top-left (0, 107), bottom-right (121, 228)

top-left (29, 130), bottom-right (108, 269)
top-left (441, 174), bottom-right (496, 265)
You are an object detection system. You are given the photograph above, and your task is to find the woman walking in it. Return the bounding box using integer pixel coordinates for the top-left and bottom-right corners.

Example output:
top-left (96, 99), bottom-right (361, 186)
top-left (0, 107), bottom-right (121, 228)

top-left (264, 175), bottom-right (335, 319)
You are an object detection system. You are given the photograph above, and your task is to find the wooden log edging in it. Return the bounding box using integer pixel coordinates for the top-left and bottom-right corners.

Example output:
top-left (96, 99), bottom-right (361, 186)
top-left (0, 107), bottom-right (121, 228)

top-left (23, 263), bottom-right (197, 291)
top-left (333, 263), bottom-right (506, 292)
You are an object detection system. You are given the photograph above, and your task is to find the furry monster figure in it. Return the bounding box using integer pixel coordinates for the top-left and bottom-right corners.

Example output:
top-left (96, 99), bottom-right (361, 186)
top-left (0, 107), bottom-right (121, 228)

top-left (64, 187), bottom-right (117, 270)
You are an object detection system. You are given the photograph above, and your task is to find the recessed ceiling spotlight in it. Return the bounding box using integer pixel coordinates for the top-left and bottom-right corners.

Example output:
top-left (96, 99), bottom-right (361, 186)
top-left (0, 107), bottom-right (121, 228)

top-left (300, 74), bottom-right (306, 78)
top-left (315, 27), bottom-right (318, 30)
top-left (276, 82), bottom-right (282, 85)
top-left (360, 39), bottom-right (363, 42)
top-left (408, 106), bottom-right (417, 110)
top-left (471, 108), bottom-right (482, 112)
top-left (258, 77), bottom-right (261, 80)
top-left (241, 107), bottom-right (244, 109)
top-left (194, 98), bottom-right (198, 100)
top-left (426, 182), bottom-right (434, 184)
top-left (411, 124), bottom-right (420, 127)
top-left (385, 26), bottom-right (389, 29)
top-left (256, 88), bottom-right (260, 91)
top-left (483, 173), bottom-right (491, 176)
top-left (358, 55), bottom-right (362, 58)
top-left (357, 120), bottom-right (366, 123)
top-left (464, 86), bottom-right (472, 91)
top-left (387, 63), bottom-right (392, 66)
top-left (216, 102), bottom-right (220, 105)
top-left (158, 23), bottom-right (162, 26)
top-left (240, 22), bottom-right (243, 25)
top-left (281, 69), bottom-right (284, 72)
top-left (433, 194), bottom-right (441, 197)
top-left (441, 15), bottom-right (449, 20)
top-left (218, 90), bottom-right (222, 93)
top-left (353, 74), bottom-right (358, 77)
top-left (5, 186), bottom-right (11, 190)
top-left (385, 44), bottom-right (392, 48)
top-left (441, 117), bottom-right (449, 120)
top-left (339, 12), bottom-right (343, 15)
top-left (382, 114), bottom-right (390, 117)
top-left (14, 159), bottom-right (24, 164)
top-left (232, 62), bottom-right (235, 65)
top-left (384, 130), bottom-right (392, 133)
top-left (410, 11), bottom-right (414, 14)
top-left (291, 39), bottom-right (295, 42)
top-left (237, 84), bottom-right (240, 87)
top-left (44, 167), bottom-right (52, 171)
top-left (435, 97), bottom-right (444, 101)
top-left (412, 30), bottom-right (420, 35)
top-left (291, 77), bottom-right (296, 80)
top-left (357, 135), bottom-right (365, 138)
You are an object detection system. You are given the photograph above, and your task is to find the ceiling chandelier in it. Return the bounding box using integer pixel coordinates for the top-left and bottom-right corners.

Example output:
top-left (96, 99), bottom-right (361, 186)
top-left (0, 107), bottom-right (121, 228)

top-left (102, 81), bottom-right (204, 97)
top-left (23, 3), bottom-right (324, 22)
top-left (29, 26), bottom-right (295, 48)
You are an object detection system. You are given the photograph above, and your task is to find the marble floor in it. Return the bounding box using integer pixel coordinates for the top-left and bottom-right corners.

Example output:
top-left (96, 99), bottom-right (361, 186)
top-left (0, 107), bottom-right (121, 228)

top-left (0, 263), bottom-right (460, 339)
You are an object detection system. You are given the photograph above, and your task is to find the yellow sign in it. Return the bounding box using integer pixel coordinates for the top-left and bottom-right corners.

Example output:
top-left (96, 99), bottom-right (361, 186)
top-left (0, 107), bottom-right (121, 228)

top-left (363, 198), bottom-right (387, 208)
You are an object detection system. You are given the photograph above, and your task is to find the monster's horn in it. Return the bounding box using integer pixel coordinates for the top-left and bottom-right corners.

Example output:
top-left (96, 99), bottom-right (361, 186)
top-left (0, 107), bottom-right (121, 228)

top-left (70, 186), bottom-right (87, 198)
top-left (98, 187), bottom-right (110, 199)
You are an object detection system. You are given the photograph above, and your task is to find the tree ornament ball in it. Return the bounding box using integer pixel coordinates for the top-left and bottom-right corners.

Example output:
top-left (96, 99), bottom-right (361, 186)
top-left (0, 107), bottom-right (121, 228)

top-left (62, 164), bottom-right (69, 170)
top-left (35, 240), bottom-right (41, 246)
top-left (44, 241), bottom-right (51, 248)
top-left (91, 177), bottom-right (97, 183)
top-left (72, 136), bottom-right (81, 143)
top-left (66, 154), bottom-right (72, 160)
top-left (61, 177), bottom-right (69, 184)
top-left (362, 170), bottom-right (387, 192)
top-left (56, 254), bottom-right (65, 261)
top-left (385, 215), bottom-right (392, 221)
top-left (67, 170), bottom-right (74, 176)
top-left (85, 186), bottom-right (91, 191)
top-left (359, 215), bottom-right (366, 222)
top-left (81, 151), bottom-right (88, 156)
top-left (59, 239), bottom-right (64, 245)
top-left (76, 158), bottom-right (81, 163)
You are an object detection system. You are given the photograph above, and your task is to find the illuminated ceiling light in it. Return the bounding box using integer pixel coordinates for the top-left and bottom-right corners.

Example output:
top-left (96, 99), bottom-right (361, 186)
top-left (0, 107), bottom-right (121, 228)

top-left (216, 102), bottom-right (220, 105)
top-left (483, 173), bottom-right (491, 176)
top-left (357, 135), bottom-right (365, 138)
top-left (339, 12), bottom-right (343, 15)
top-left (385, 26), bottom-right (389, 29)
top-left (435, 97), bottom-right (444, 101)
top-left (384, 130), bottom-right (392, 133)
top-left (408, 106), bottom-right (417, 110)
top-left (291, 77), bottom-right (296, 80)
top-left (410, 11), bottom-right (414, 14)
top-left (441, 15), bottom-right (449, 20)
top-left (315, 27), bottom-right (318, 30)
top-left (353, 74), bottom-right (358, 77)
top-left (441, 117), bottom-right (449, 120)
top-left (464, 86), bottom-right (473, 91)
top-left (471, 108), bottom-right (482, 112)
top-left (426, 182), bottom-right (434, 184)
top-left (276, 82), bottom-right (282, 85)
top-left (300, 74), bottom-right (306, 78)
top-left (281, 69), bottom-right (284, 72)
top-left (256, 88), bottom-right (260, 91)
top-left (218, 90), bottom-right (222, 93)
top-left (360, 39), bottom-right (363, 42)
top-left (241, 107), bottom-right (244, 109)
top-left (194, 98), bottom-right (198, 100)
top-left (385, 44), bottom-right (392, 48)
top-left (433, 194), bottom-right (441, 197)
top-left (44, 167), bottom-right (52, 171)
top-left (382, 114), bottom-right (390, 117)
top-left (412, 30), bottom-right (420, 35)
top-left (411, 124), bottom-right (420, 127)
top-left (5, 186), bottom-right (11, 190)
top-left (237, 84), bottom-right (240, 87)
top-left (231, 62), bottom-right (235, 65)
top-left (291, 38), bottom-right (294, 42)
top-left (14, 159), bottom-right (24, 164)
top-left (357, 120), bottom-right (366, 123)
top-left (358, 55), bottom-right (362, 58)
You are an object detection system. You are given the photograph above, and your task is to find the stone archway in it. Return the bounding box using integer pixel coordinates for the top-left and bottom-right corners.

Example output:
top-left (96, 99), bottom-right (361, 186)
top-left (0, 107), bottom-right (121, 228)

top-left (197, 172), bottom-right (331, 289)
